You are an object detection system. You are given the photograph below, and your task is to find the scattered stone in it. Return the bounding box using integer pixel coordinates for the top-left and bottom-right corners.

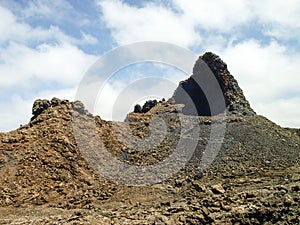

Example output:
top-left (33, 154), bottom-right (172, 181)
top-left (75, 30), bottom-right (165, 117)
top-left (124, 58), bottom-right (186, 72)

top-left (211, 184), bottom-right (225, 194)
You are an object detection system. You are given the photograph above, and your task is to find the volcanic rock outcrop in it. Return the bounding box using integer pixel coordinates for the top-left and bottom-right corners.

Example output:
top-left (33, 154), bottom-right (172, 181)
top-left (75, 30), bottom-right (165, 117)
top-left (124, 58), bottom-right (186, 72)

top-left (134, 99), bottom-right (158, 113)
top-left (170, 52), bottom-right (255, 116)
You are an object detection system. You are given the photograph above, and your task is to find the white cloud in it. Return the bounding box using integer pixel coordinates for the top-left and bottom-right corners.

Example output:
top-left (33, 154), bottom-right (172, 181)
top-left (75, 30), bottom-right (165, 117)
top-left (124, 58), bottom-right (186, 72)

top-left (34, 86), bottom-right (77, 101)
top-left (0, 95), bottom-right (32, 132)
top-left (0, 87), bottom-right (77, 132)
top-left (173, 0), bottom-right (253, 31)
top-left (0, 5), bottom-right (98, 89)
top-left (219, 40), bottom-right (299, 99)
top-left (0, 6), bottom-right (43, 44)
top-left (94, 64), bottom-right (186, 121)
top-left (0, 42), bottom-right (96, 88)
top-left (251, 0), bottom-right (300, 28)
top-left (98, 0), bottom-right (200, 47)
top-left (0, 5), bottom-right (97, 46)
top-left (212, 40), bottom-right (300, 128)
top-left (256, 97), bottom-right (300, 128)
top-left (97, 0), bottom-right (254, 47)
top-left (1, 0), bottom-right (300, 132)
top-left (0, 39), bottom-right (96, 132)
top-left (98, 0), bottom-right (300, 44)
top-left (0, 4), bottom-right (98, 131)
top-left (250, 0), bottom-right (300, 41)
top-left (97, 0), bottom-right (300, 128)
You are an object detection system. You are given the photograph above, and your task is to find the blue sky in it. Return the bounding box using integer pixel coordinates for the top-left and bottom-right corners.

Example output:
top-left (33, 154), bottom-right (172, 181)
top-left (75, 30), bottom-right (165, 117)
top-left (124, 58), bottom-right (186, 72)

top-left (0, 0), bottom-right (300, 131)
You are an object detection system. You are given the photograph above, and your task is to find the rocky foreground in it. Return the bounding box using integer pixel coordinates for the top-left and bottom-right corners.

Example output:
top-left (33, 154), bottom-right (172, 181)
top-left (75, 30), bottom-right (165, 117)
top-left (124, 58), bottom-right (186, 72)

top-left (0, 53), bottom-right (299, 224)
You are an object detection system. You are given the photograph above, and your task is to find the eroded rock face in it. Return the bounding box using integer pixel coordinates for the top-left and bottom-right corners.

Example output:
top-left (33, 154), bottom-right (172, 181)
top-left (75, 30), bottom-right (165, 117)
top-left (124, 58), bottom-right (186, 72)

top-left (170, 52), bottom-right (255, 116)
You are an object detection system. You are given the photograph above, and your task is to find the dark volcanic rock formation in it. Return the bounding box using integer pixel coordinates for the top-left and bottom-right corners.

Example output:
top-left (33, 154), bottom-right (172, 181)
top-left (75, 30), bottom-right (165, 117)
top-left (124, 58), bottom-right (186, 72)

top-left (171, 52), bottom-right (255, 116)
top-left (134, 99), bottom-right (165, 113)
top-left (31, 98), bottom-right (70, 120)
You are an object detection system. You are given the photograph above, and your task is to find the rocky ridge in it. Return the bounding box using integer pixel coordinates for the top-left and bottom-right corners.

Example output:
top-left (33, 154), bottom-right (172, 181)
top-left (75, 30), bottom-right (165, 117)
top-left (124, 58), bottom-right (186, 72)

top-left (0, 52), bottom-right (299, 224)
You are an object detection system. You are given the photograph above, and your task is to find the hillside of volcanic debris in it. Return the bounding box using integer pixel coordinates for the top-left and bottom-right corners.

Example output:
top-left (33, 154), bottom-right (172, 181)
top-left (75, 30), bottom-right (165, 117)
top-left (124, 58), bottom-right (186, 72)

top-left (0, 52), bottom-right (299, 224)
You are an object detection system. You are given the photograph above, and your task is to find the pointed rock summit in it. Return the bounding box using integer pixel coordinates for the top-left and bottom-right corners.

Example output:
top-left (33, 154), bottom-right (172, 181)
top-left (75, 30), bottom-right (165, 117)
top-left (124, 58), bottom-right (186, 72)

top-left (171, 52), bottom-right (255, 116)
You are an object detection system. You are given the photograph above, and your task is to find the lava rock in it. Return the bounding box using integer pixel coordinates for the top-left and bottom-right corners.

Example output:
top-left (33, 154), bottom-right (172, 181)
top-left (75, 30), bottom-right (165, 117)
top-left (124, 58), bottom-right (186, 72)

top-left (141, 100), bottom-right (158, 113)
top-left (133, 100), bottom-right (158, 113)
top-left (170, 52), bottom-right (256, 116)
top-left (32, 99), bottom-right (51, 119)
top-left (50, 97), bottom-right (62, 107)
top-left (134, 104), bottom-right (142, 113)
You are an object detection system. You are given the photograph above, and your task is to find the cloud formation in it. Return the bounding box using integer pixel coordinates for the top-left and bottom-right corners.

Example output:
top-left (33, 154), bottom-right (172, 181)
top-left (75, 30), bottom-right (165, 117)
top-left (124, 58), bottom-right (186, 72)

top-left (0, 0), bottom-right (299, 131)
top-left (0, 3), bottom-right (97, 131)
top-left (99, 0), bottom-right (300, 45)
top-left (97, 0), bottom-right (300, 127)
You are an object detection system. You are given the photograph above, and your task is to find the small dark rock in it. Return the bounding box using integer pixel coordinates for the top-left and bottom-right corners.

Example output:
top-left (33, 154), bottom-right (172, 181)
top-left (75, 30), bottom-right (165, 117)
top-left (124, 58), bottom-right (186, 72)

top-left (32, 99), bottom-right (51, 119)
top-left (50, 97), bottom-right (62, 107)
top-left (134, 104), bottom-right (142, 113)
top-left (141, 100), bottom-right (158, 113)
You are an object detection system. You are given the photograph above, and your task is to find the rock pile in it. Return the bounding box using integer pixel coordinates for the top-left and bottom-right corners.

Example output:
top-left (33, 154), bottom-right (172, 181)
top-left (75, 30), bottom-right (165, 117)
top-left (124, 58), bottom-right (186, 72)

top-left (31, 98), bottom-right (70, 120)
top-left (134, 99), bottom-right (165, 113)
top-left (134, 99), bottom-right (158, 113)
top-left (1, 98), bottom-right (117, 209)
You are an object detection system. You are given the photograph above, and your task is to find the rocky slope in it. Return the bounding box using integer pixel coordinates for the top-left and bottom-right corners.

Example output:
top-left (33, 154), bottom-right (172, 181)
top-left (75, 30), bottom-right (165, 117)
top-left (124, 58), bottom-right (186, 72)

top-left (0, 53), bottom-right (299, 224)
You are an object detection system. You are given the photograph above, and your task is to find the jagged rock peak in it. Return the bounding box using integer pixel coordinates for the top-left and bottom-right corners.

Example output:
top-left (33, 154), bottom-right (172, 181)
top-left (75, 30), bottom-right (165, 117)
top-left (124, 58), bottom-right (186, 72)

top-left (31, 98), bottom-right (70, 119)
top-left (171, 52), bottom-right (255, 116)
top-left (31, 98), bottom-right (94, 121)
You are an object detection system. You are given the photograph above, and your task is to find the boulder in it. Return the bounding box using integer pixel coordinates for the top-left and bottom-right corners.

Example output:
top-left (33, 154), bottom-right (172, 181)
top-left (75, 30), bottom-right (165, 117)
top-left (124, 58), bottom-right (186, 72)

top-left (134, 104), bottom-right (142, 113)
